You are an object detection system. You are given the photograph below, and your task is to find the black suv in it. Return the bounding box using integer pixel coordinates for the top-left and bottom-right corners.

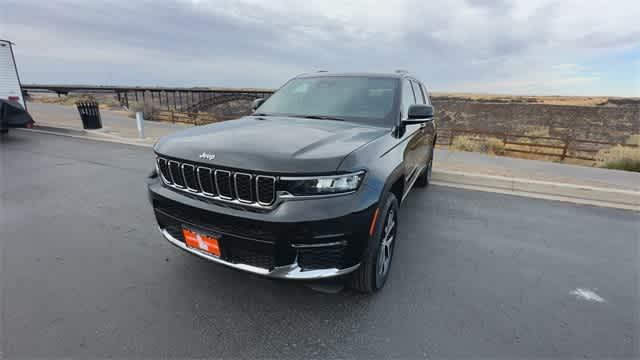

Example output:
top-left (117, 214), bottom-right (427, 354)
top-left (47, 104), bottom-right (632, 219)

top-left (148, 72), bottom-right (436, 292)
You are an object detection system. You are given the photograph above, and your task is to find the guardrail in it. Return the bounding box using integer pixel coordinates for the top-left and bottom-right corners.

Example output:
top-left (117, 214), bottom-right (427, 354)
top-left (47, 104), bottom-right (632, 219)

top-left (22, 84), bottom-right (274, 112)
top-left (437, 128), bottom-right (638, 161)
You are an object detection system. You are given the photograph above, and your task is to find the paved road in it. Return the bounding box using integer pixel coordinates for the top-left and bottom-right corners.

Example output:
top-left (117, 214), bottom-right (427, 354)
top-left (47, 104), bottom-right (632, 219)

top-left (1, 131), bottom-right (638, 358)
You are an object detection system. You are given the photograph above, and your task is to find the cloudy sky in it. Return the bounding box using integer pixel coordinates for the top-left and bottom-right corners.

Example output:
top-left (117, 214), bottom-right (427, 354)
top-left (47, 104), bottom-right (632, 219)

top-left (1, 0), bottom-right (638, 96)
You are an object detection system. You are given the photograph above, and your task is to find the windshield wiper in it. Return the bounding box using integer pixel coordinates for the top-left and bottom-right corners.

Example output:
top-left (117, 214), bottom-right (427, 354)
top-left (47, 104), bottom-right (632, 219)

top-left (252, 112), bottom-right (271, 117)
top-left (299, 115), bottom-right (346, 121)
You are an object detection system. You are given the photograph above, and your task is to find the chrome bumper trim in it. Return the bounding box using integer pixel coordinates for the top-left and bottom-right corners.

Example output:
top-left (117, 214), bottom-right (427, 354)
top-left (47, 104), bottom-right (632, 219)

top-left (291, 241), bottom-right (347, 248)
top-left (159, 228), bottom-right (360, 280)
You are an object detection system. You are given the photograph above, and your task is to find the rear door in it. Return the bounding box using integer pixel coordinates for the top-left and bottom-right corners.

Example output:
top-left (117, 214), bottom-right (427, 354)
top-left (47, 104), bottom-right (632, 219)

top-left (0, 40), bottom-right (26, 109)
top-left (400, 78), bottom-right (421, 187)
top-left (410, 79), bottom-right (433, 166)
top-left (420, 82), bottom-right (435, 147)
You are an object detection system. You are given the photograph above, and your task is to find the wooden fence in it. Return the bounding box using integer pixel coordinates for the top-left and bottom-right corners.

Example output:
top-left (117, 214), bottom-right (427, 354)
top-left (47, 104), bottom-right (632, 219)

top-left (437, 128), bottom-right (638, 161)
top-left (152, 110), bottom-right (239, 125)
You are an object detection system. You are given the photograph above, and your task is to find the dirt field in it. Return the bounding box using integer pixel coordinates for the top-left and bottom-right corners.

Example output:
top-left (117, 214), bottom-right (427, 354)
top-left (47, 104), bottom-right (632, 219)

top-left (432, 93), bottom-right (640, 107)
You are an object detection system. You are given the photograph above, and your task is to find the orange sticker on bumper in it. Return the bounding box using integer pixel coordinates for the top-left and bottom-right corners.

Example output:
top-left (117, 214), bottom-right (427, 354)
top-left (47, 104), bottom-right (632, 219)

top-left (183, 228), bottom-right (221, 257)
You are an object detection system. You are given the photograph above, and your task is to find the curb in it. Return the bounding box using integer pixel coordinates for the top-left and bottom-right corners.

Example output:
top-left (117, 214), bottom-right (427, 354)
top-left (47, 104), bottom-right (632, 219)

top-left (15, 125), bottom-right (639, 211)
top-left (432, 170), bottom-right (639, 211)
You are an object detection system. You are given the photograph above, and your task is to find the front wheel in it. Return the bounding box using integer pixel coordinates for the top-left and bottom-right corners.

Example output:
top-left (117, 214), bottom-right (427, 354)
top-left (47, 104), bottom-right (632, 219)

top-left (349, 193), bottom-right (399, 293)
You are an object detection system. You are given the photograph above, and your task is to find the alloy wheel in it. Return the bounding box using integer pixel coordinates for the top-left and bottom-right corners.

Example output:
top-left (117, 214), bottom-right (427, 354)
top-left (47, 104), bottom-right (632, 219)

top-left (377, 208), bottom-right (396, 279)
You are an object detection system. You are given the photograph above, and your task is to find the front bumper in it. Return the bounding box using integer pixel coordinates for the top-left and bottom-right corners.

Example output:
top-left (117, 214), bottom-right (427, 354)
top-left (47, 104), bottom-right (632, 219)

top-left (161, 227), bottom-right (361, 280)
top-left (149, 177), bottom-right (378, 280)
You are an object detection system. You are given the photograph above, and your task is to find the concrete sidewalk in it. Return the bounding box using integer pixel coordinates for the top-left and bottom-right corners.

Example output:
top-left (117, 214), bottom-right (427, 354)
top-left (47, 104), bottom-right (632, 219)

top-left (27, 102), bottom-right (190, 145)
top-left (25, 101), bottom-right (640, 209)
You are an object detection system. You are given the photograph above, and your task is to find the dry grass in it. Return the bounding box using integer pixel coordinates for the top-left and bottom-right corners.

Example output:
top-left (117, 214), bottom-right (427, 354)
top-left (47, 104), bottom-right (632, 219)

top-left (522, 126), bottom-right (552, 138)
top-left (596, 145), bottom-right (640, 172)
top-left (431, 93), bottom-right (640, 107)
top-left (625, 134), bottom-right (640, 146)
top-left (451, 135), bottom-right (505, 155)
top-left (29, 93), bottom-right (122, 110)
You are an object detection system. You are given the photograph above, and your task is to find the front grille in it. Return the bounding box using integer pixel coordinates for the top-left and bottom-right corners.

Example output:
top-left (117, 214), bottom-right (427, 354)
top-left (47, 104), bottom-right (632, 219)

top-left (154, 199), bottom-right (279, 241)
top-left (156, 156), bottom-right (277, 207)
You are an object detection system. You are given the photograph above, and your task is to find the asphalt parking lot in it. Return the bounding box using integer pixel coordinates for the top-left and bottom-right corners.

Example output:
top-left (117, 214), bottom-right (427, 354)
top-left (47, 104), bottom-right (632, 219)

top-left (1, 131), bottom-right (638, 358)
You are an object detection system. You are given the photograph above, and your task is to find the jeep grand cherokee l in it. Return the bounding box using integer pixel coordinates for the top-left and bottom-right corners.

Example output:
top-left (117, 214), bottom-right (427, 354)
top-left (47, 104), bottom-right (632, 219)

top-left (148, 72), bottom-right (436, 292)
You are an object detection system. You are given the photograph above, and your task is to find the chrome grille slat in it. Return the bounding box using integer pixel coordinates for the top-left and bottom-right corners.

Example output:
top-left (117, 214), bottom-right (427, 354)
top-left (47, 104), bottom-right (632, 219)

top-left (197, 167), bottom-right (216, 196)
top-left (168, 160), bottom-right (185, 188)
top-left (182, 164), bottom-right (200, 192)
top-left (234, 173), bottom-right (253, 203)
top-left (256, 175), bottom-right (276, 205)
top-left (215, 170), bottom-right (233, 200)
top-left (157, 156), bottom-right (277, 208)
top-left (157, 158), bottom-right (172, 184)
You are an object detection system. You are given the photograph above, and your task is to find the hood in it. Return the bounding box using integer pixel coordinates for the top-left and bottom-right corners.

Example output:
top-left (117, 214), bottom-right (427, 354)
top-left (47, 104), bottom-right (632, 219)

top-left (154, 116), bottom-right (389, 174)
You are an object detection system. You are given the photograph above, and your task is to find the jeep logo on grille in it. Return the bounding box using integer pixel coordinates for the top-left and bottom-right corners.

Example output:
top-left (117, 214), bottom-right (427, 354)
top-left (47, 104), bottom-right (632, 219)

top-left (199, 152), bottom-right (216, 161)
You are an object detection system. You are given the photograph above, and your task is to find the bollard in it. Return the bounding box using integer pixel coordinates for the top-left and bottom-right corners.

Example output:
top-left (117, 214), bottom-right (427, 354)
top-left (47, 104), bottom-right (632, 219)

top-left (136, 112), bottom-right (145, 139)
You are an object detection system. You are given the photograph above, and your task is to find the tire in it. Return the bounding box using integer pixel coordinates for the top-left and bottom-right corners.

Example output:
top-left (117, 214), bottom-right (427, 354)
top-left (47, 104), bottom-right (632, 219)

top-left (415, 147), bottom-right (433, 187)
top-left (349, 192), bottom-right (399, 293)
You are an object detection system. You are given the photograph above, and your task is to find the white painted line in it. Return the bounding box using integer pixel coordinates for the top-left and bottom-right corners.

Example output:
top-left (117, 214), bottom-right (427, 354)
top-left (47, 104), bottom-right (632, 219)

top-left (570, 288), bottom-right (606, 303)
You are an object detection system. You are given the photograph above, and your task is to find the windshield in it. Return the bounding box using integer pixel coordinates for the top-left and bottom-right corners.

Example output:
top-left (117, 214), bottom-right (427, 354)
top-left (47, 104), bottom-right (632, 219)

top-left (256, 76), bottom-right (399, 126)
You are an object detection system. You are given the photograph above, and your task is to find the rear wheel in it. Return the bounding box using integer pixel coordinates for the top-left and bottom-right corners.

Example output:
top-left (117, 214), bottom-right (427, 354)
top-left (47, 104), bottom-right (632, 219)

top-left (349, 193), bottom-right (399, 293)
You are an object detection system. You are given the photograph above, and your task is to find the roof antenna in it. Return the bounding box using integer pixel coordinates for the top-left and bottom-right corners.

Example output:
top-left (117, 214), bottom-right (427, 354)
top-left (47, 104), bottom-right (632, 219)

top-left (395, 69), bottom-right (409, 74)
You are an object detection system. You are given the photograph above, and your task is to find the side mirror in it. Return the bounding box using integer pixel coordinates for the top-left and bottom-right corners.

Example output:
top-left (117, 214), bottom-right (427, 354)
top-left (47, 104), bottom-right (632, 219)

top-left (251, 98), bottom-right (265, 111)
top-left (403, 104), bottom-right (434, 124)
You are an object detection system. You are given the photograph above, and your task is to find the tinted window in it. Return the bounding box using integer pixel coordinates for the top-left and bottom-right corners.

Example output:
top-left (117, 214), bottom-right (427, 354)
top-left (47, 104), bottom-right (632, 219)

top-left (410, 80), bottom-right (425, 104)
top-left (401, 79), bottom-right (416, 119)
top-left (420, 83), bottom-right (431, 105)
top-left (257, 76), bottom-right (399, 126)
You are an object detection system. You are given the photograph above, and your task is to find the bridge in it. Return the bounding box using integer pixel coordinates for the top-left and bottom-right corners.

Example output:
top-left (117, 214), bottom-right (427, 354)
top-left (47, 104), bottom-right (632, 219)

top-left (21, 84), bottom-right (274, 112)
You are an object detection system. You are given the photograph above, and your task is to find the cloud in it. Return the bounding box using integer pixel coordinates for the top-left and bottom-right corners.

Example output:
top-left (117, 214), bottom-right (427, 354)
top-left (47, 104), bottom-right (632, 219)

top-left (1, 0), bottom-right (638, 95)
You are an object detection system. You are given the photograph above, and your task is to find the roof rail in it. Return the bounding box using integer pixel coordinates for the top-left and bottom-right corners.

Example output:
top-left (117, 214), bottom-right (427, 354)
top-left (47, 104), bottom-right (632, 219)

top-left (395, 69), bottom-right (409, 74)
top-left (316, 70), bottom-right (328, 73)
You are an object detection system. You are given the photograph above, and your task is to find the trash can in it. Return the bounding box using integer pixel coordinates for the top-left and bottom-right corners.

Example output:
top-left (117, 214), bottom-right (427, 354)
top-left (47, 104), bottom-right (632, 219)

top-left (76, 100), bottom-right (102, 129)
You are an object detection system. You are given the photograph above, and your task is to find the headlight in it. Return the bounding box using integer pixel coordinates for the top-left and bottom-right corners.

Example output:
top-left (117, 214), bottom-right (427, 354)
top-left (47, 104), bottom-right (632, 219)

top-left (281, 171), bottom-right (365, 196)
